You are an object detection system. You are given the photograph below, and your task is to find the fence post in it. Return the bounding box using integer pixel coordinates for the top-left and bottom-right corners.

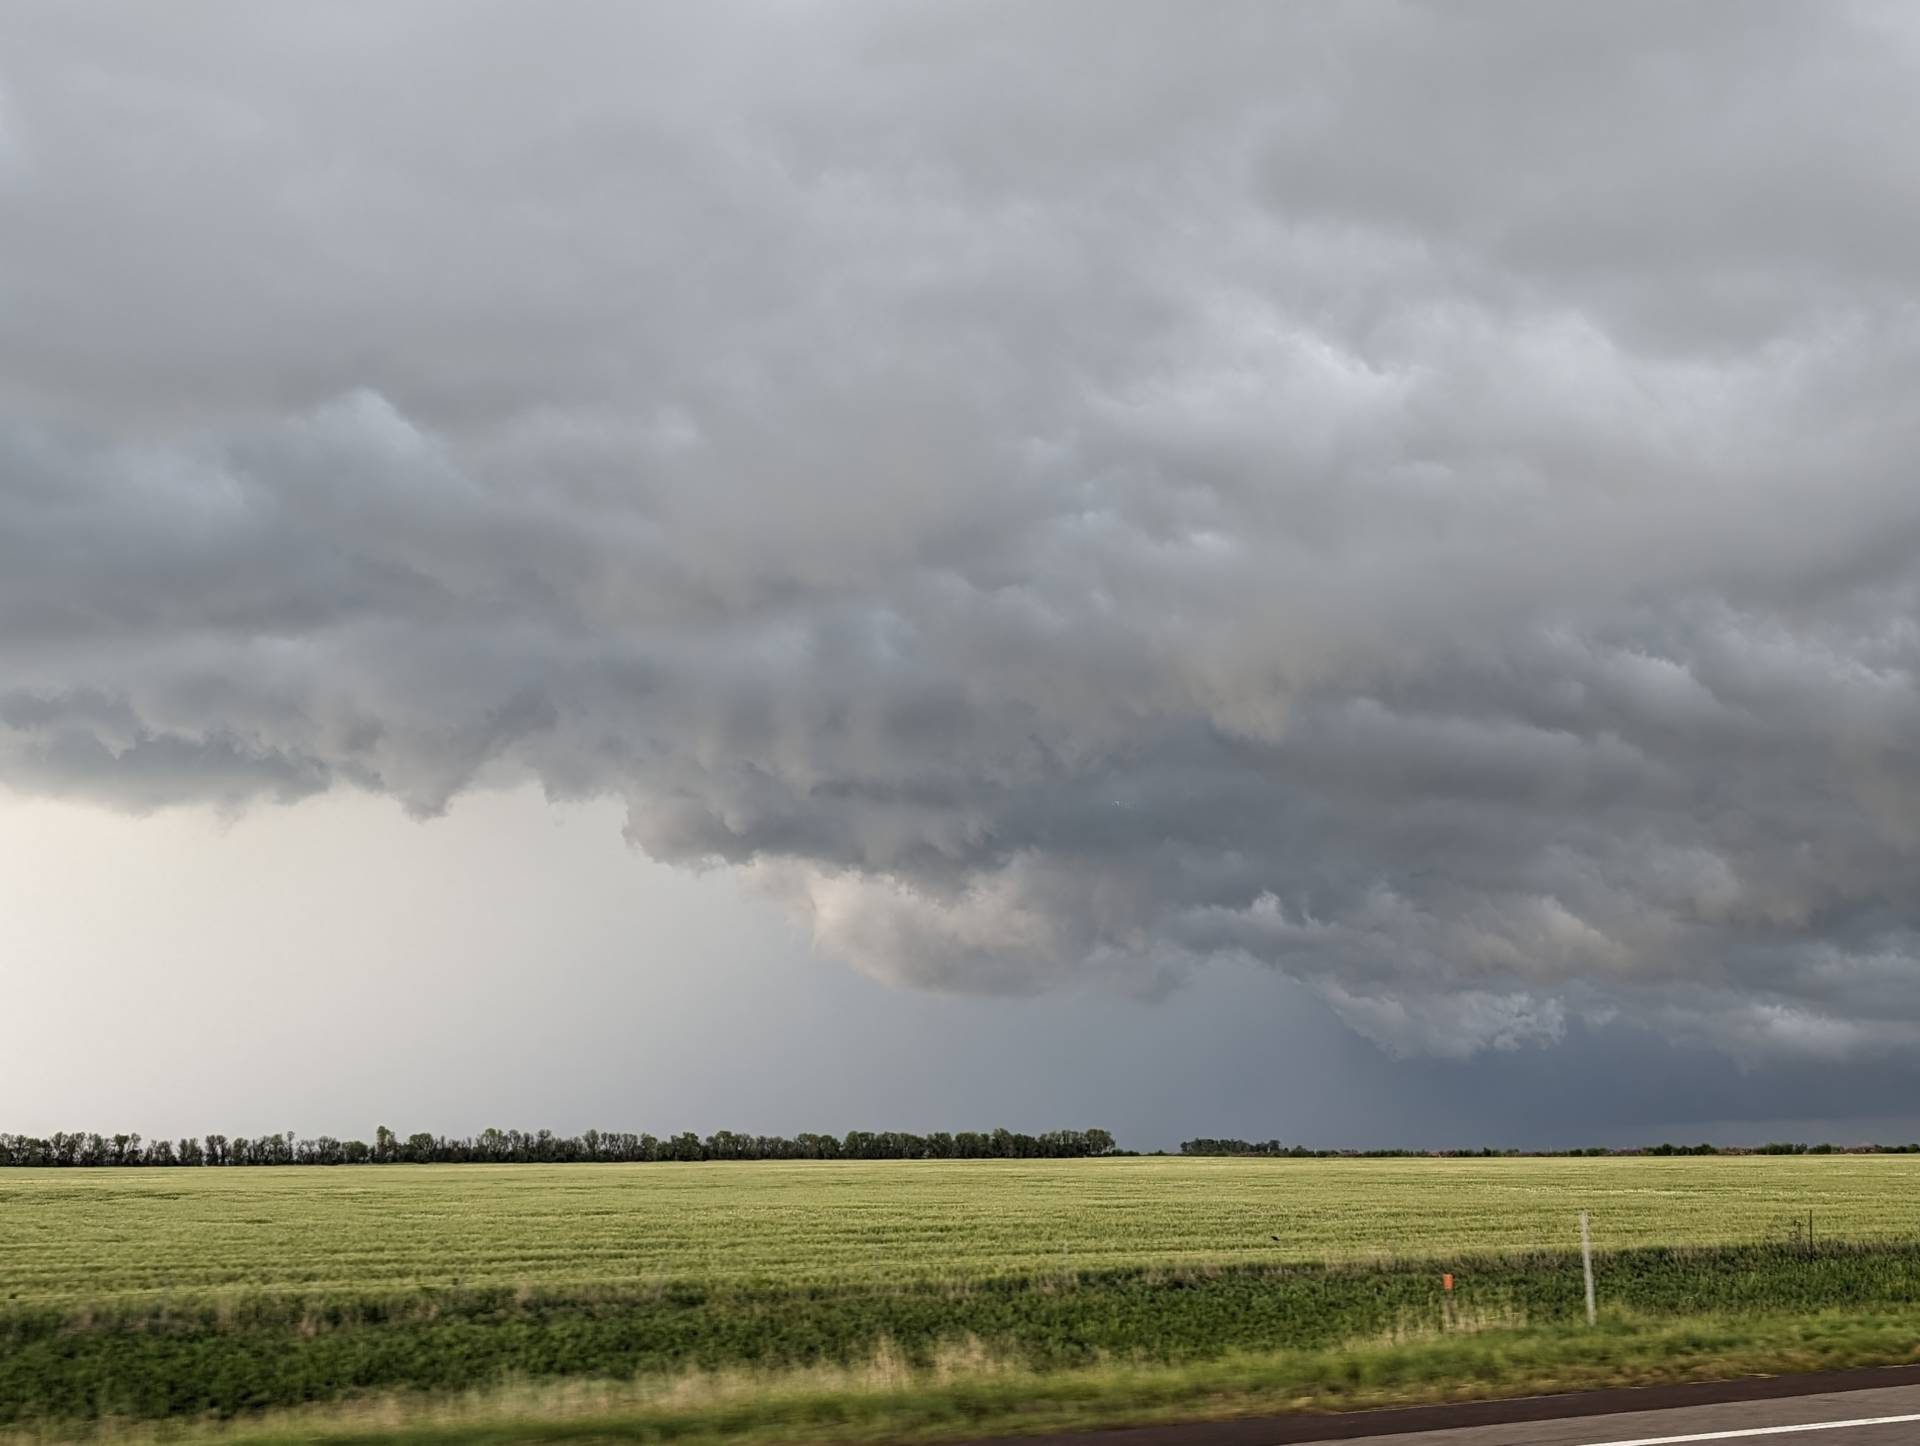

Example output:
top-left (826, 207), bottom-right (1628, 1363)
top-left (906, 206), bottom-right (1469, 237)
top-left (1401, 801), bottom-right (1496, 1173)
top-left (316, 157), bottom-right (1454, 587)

top-left (1580, 1211), bottom-right (1596, 1326)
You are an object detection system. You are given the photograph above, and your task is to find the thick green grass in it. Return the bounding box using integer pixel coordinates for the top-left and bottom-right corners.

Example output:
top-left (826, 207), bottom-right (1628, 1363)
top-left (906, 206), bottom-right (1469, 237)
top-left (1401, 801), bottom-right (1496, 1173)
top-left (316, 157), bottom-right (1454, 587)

top-left (7, 1245), bottom-right (1920, 1424)
top-left (11, 1311), bottom-right (1920, 1446)
top-left (5, 1156), bottom-right (1917, 1304)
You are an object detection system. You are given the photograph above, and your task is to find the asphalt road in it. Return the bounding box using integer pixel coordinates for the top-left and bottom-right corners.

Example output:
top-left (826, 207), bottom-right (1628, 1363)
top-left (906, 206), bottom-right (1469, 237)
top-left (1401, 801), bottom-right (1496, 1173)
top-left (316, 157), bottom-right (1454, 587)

top-left (1329, 1381), bottom-right (1920, 1444)
top-left (971, 1367), bottom-right (1920, 1446)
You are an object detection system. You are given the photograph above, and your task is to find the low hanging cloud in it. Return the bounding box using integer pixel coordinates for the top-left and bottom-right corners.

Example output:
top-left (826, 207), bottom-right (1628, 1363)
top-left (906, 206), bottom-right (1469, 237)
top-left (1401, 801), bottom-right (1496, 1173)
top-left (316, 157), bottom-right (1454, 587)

top-left (6, 2), bottom-right (1920, 1058)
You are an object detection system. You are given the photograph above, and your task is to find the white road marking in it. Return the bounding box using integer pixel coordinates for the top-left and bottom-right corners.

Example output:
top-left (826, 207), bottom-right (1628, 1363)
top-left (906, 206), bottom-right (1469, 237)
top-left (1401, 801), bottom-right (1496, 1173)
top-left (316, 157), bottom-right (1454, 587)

top-left (1584, 1410), bottom-right (1920, 1444)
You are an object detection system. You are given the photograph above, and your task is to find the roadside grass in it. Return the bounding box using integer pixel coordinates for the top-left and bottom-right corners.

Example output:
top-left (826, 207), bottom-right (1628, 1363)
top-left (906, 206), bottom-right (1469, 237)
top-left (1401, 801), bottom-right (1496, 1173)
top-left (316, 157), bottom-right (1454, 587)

top-left (7, 1309), bottom-right (1920, 1445)
top-left (6, 1245), bottom-right (1920, 1429)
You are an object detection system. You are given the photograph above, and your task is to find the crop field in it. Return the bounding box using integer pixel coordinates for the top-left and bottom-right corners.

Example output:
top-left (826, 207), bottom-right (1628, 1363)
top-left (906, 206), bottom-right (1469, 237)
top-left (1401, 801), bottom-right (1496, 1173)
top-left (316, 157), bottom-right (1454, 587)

top-left (7, 1157), bottom-right (1920, 1440)
top-left (7, 1154), bottom-right (1920, 1304)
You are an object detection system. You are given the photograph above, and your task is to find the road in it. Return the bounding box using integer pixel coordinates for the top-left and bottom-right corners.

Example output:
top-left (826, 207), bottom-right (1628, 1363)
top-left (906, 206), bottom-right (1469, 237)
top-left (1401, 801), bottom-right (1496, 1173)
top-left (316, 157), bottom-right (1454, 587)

top-left (973, 1368), bottom-right (1920, 1446)
top-left (1331, 1381), bottom-right (1920, 1444)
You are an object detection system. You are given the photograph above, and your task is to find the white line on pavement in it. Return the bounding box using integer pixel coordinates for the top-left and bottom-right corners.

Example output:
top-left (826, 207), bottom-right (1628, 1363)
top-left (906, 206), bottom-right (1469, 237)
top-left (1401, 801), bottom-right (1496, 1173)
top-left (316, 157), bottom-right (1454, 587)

top-left (1583, 1410), bottom-right (1920, 1444)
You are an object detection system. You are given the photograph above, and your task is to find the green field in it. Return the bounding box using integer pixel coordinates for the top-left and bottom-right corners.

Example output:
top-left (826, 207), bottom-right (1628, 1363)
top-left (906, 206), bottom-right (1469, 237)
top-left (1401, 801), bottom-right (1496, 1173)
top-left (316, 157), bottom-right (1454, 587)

top-left (7, 1157), bottom-right (1920, 1442)
top-left (8, 1155), bottom-right (1919, 1304)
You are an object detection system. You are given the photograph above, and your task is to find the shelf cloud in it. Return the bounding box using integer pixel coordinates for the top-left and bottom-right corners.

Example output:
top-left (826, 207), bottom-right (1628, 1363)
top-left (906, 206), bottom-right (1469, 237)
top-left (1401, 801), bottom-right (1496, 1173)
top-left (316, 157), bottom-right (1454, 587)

top-left (7, 2), bottom-right (1920, 1060)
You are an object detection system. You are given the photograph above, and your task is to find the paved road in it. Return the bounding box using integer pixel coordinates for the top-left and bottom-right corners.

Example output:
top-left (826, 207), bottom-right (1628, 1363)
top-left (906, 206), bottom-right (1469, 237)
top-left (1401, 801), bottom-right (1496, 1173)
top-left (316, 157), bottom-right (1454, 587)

top-left (1331, 1381), bottom-right (1920, 1444)
top-left (971, 1367), bottom-right (1920, 1446)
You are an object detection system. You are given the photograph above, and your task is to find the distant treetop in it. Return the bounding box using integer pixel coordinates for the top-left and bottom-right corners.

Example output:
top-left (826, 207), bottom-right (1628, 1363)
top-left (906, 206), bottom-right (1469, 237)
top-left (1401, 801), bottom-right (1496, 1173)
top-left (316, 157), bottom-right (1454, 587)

top-left (1175, 1138), bottom-right (1920, 1158)
top-left (0, 1125), bottom-right (1117, 1167)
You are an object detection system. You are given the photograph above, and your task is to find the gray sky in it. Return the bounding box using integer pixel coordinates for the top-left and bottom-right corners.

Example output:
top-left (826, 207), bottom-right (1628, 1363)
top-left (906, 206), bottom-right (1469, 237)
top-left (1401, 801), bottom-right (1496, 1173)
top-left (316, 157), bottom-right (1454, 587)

top-left (6, 2), bottom-right (1920, 1149)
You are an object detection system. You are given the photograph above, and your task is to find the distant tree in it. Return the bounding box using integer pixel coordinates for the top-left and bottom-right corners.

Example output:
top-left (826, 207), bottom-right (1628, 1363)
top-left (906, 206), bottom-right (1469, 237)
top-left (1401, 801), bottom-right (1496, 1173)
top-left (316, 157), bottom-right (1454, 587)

top-left (5, 1122), bottom-right (1129, 1167)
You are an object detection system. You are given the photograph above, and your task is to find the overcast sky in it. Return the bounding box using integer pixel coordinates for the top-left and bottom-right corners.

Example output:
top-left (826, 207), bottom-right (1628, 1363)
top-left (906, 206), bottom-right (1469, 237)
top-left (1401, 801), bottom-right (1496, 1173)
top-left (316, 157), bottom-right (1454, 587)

top-left (7, 2), bottom-right (1920, 1149)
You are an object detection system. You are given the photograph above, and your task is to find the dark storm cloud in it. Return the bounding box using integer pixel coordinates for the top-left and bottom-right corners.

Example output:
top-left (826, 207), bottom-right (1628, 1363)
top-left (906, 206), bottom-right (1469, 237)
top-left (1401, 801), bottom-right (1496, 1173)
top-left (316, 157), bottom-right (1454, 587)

top-left (6, 1), bottom-right (1920, 1059)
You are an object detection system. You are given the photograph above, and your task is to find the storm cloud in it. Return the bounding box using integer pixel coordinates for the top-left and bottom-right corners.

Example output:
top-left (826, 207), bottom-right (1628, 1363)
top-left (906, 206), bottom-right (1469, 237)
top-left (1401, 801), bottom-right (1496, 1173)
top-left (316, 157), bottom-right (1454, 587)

top-left (7, 2), bottom-right (1920, 1061)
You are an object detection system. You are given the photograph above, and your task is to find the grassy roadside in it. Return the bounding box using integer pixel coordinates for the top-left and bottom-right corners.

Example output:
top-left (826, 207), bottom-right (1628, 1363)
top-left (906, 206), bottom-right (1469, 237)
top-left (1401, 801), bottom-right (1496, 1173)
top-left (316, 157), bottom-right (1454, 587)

top-left (9, 1245), bottom-right (1920, 1424)
top-left (7, 1309), bottom-right (1920, 1446)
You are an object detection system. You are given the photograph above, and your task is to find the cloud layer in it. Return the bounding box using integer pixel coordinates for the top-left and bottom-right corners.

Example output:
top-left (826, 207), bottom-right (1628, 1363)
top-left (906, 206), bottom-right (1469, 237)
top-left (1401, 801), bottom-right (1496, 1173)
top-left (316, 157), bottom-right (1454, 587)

top-left (7, 2), bottom-right (1920, 1057)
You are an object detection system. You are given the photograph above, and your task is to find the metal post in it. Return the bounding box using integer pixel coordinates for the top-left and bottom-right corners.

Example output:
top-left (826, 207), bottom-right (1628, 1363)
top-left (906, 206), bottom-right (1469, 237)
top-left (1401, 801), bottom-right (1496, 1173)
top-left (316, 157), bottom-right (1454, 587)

top-left (1580, 1211), bottom-right (1596, 1326)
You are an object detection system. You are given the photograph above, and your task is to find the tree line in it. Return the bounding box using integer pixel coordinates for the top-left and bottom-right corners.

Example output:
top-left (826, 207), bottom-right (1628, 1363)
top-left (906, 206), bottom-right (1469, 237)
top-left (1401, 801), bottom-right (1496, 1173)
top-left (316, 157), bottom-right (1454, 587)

top-left (0, 1125), bottom-right (1117, 1167)
top-left (16, 1129), bottom-right (1911, 1166)
top-left (1178, 1138), bottom-right (1920, 1157)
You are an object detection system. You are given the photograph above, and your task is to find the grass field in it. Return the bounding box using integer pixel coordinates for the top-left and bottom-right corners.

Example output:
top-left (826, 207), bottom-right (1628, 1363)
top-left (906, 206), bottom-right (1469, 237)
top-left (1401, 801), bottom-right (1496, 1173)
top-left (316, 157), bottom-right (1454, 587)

top-left (7, 1157), bottom-right (1920, 1441)
top-left (7, 1155), bottom-right (1920, 1304)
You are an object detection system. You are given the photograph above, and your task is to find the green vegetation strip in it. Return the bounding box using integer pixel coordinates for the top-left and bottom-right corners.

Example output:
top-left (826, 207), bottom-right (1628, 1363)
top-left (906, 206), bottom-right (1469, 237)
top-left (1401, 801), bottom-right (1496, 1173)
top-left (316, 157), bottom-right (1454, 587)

top-left (6, 1244), bottom-right (1920, 1426)
top-left (11, 1311), bottom-right (1920, 1445)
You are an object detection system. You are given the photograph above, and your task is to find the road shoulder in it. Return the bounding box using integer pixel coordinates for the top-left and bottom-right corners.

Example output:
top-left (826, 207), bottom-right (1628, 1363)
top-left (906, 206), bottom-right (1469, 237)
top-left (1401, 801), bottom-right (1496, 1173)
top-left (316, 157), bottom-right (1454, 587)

top-left (962, 1363), bottom-right (1920, 1446)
